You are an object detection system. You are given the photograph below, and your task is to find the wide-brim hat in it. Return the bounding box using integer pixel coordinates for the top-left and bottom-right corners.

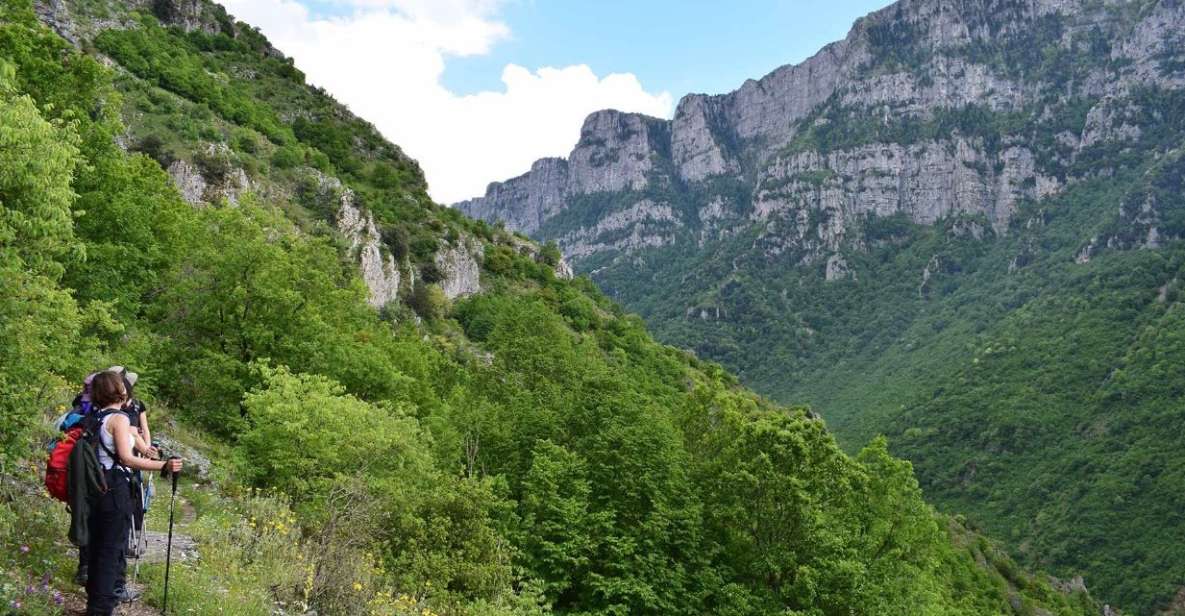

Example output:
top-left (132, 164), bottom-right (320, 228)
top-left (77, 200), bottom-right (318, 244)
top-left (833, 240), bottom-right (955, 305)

top-left (108, 365), bottom-right (139, 387)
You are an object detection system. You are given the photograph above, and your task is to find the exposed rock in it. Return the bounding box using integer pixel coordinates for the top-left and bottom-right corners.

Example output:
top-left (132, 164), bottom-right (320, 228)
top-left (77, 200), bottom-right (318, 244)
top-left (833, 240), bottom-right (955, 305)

top-left (146, 0), bottom-right (227, 35)
top-left (1008, 255), bottom-right (1021, 274)
top-left (825, 254), bottom-right (854, 281)
top-left (560, 199), bottom-right (681, 259)
top-left (753, 139), bottom-right (1058, 242)
top-left (1075, 237), bottom-right (1099, 264)
top-left (33, 0), bottom-right (231, 44)
top-left (167, 160), bottom-right (207, 205)
top-left (569, 110), bottom-right (666, 194)
top-left (165, 145), bottom-right (252, 206)
top-left (210, 166), bottom-right (251, 206)
top-left (554, 257), bottom-right (575, 280)
top-left (456, 0), bottom-right (1185, 275)
top-left (1048, 574), bottom-right (1088, 594)
top-left (336, 187), bottom-right (400, 308)
top-left (154, 433), bottom-right (211, 481)
top-left (685, 305), bottom-right (726, 321)
top-left (454, 158), bottom-right (569, 236)
top-left (433, 238), bottom-right (482, 300)
top-left (1158, 278), bottom-right (1177, 304)
top-left (919, 254), bottom-right (940, 296)
top-left (1081, 97), bottom-right (1144, 148)
top-left (33, 0), bottom-right (80, 45)
top-left (672, 95), bottom-right (739, 182)
top-left (950, 218), bottom-right (986, 240)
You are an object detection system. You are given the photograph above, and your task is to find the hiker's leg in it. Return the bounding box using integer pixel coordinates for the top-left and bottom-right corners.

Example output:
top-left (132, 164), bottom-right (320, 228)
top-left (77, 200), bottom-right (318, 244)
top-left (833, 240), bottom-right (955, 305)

top-left (75, 545), bottom-right (89, 586)
top-left (115, 477), bottom-right (143, 600)
top-left (113, 528), bottom-right (127, 595)
top-left (85, 472), bottom-right (130, 616)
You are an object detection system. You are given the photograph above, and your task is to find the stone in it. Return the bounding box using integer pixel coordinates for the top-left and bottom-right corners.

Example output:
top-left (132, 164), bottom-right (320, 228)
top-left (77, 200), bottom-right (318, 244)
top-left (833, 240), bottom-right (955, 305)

top-left (336, 188), bottom-right (401, 308)
top-left (555, 257), bottom-right (575, 280)
top-left (825, 254), bottom-right (854, 282)
top-left (433, 238), bottom-right (482, 300)
top-left (559, 199), bottom-right (681, 259)
top-left (167, 160), bottom-right (207, 205)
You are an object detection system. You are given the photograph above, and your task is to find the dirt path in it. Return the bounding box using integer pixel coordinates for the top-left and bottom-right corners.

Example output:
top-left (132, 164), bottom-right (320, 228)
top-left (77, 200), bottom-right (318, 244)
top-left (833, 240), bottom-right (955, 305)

top-left (61, 497), bottom-right (198, 616)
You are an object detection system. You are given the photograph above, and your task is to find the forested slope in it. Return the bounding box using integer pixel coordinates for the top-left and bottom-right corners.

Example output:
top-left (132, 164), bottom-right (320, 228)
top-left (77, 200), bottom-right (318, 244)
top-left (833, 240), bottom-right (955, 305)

top-left (455, 0), bottom-right (1185, 611)
top-left (0, 1), bottom-right (1101, 614)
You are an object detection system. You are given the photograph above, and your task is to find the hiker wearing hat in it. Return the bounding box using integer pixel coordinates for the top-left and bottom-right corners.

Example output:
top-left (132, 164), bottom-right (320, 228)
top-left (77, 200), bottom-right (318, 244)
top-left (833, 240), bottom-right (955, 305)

top-left (110, 366), bottom-right (155, 459)
top-left (85, 370), bottom-right (183, 616)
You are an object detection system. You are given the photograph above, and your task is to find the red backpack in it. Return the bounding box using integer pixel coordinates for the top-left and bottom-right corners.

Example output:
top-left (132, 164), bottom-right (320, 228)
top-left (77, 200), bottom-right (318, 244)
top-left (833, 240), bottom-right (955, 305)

top-left (45, 426), bottom-right (84, 502)
top-left (46, 373), bottom-right (99, 501)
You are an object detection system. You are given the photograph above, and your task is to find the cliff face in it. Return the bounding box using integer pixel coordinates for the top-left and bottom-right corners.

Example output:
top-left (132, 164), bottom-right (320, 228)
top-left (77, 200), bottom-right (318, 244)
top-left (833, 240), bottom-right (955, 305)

top-left (457, 0), bottom-right (1185, 269)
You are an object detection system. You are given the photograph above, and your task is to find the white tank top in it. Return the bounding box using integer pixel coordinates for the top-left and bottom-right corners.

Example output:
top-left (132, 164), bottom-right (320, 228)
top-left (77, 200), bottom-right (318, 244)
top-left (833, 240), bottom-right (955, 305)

top-left (98, 411), bottom-right (133, 471)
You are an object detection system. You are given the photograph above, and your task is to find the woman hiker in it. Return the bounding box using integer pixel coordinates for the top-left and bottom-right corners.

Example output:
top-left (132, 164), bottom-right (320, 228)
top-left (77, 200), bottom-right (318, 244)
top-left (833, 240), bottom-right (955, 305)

top-left (85, 370), bottom-right (182, 616)
top-left (74, 366), bottom-right (159, 604)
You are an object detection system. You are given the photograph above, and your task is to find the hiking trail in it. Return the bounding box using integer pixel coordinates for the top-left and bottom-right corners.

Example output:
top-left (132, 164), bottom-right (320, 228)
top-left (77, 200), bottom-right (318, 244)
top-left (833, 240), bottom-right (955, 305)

top-left (62, 497), bottom-right (197, 616)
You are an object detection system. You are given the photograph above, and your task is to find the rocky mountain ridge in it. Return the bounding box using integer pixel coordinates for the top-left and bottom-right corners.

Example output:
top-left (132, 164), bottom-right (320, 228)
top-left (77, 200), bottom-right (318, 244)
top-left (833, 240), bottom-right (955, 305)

top-left (458, 0), bottom-right (1185, 270)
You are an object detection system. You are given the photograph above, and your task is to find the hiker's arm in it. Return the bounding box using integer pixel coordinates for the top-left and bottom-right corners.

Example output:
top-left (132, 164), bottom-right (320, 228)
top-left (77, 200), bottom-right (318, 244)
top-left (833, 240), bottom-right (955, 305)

top-left (133, 430), bottom-right (158, 459)
top-left (112, 415), bottom-right (181, 474)
top-left (138, 407), bottom-right (151, 449)
top-left (133, 411), bottom-right (158, 458)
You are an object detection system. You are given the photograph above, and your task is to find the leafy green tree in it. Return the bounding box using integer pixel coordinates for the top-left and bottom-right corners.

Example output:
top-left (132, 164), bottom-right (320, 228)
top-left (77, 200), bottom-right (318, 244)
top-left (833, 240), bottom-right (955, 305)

top-left (237, 365), bottom-right (429, 501)
top-left (153, 199), bottom-right (421, 430)
top-left (518, 441), bottom-right (600, 602)
top-left (0, 59), bottom-right (88, 464)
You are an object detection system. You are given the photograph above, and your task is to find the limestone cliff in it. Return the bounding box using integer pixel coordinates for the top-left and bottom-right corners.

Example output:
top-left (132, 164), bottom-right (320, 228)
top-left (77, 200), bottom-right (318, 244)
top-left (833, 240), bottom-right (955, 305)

top-left (457, 0), bottom-right (1185, 275)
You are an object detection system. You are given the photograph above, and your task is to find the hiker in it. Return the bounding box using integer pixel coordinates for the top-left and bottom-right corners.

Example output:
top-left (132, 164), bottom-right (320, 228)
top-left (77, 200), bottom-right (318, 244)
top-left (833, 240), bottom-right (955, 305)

top-left (113, 365), bottom-right (155, 603)
top-left (85, 370), bottom-right (182, 616)
top-left (69, 372), bottom-right (97, 417)
top-left (110, 366), bottom-right (155, 459)
top-left (72, 367), bottom-right (157, 599)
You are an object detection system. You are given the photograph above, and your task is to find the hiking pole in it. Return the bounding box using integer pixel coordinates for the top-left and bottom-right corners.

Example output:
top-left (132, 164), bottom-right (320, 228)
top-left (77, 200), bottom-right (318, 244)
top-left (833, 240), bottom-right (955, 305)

top-left (132, 444), bottom-right (160, 595)
top-left (130, 473), bottom-right (151, 590)
top-left (162, 457), bottom-right (180, 615)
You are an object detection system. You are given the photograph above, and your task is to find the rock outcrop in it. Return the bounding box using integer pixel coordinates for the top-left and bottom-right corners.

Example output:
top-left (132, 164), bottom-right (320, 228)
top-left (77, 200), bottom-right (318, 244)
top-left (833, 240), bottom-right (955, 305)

top-left (434, 237), bottom-right (482, 300)
top-left (167, 160), bottom-right (207, 205)
top-left (34, 0), bottom-right (236, 44)
top-left (457, 0), bottom-right (1185, 277)
top-left (335, 182), bottom-right (401, 308)
top-left (164, 144), bottom-right (252, 206)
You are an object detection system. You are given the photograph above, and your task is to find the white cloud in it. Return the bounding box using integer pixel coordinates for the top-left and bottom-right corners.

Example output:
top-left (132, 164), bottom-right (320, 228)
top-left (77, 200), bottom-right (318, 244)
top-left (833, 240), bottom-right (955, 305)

top-left (220, 0), bottom-right (674, 204)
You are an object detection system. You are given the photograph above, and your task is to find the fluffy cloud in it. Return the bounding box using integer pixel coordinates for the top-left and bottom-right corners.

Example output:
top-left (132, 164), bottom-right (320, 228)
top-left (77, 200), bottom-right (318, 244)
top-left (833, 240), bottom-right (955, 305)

top-left (220, 0), bottom-right (673, 203)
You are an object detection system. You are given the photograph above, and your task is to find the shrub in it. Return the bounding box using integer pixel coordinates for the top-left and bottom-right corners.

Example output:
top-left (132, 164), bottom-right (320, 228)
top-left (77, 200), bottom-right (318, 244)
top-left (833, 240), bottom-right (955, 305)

top-left (236, 365), bottom-right (430, 502)
top-left (270, 144), bottom-right (303, 169)
top-left (407, 284), bottom-right (449, 320)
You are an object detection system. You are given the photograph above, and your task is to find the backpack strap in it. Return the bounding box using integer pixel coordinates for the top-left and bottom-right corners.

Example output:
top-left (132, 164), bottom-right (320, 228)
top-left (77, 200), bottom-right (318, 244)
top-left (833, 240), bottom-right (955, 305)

top-left (93, 410), bottom-right (125, 470)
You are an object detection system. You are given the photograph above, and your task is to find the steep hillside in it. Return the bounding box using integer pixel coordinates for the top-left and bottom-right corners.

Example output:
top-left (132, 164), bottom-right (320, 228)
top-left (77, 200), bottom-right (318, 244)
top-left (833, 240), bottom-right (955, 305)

top-left (456, 0), bottom-right (1185, 612)
top-left (0, 0), bottom-right (1107, 615)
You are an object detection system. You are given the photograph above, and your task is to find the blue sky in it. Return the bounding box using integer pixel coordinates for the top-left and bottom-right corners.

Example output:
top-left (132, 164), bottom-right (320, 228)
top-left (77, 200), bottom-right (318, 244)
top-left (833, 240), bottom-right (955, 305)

top-left (436, 1), bottom-right (893, 98)
top-left (227, 0), bottom-right (893, 202)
